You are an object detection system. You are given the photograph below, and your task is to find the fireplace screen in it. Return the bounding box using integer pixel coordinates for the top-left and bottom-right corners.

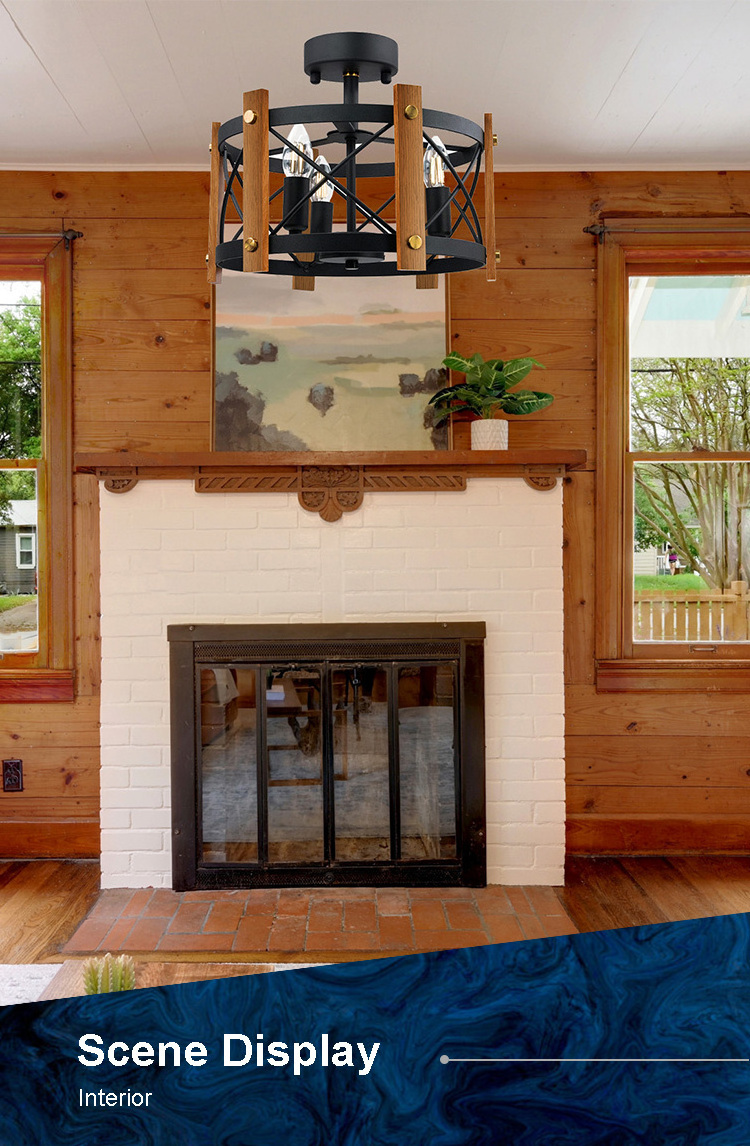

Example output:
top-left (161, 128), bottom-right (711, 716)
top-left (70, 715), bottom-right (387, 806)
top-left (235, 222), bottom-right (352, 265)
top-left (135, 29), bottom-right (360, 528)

top-left (169, 624), bottom-right (485, 889)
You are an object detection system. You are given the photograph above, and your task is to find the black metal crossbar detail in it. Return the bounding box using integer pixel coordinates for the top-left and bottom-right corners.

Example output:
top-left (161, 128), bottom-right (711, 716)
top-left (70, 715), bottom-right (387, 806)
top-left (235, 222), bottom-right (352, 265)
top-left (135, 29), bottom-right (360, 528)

top-left (424, 155), bottom-right (482, 244)
top-left (220, 149), bottom-right (244, 238)
top-left (266, 123), bottom-right (397, 238)
top-left (425, 132), bottom-right (483, 246)
top-left (452, 148), bottom-right (483, 243)
top-left (357, 193), bottom-right (396, 232)
top-left (218, 135), bottom-right (485, 261)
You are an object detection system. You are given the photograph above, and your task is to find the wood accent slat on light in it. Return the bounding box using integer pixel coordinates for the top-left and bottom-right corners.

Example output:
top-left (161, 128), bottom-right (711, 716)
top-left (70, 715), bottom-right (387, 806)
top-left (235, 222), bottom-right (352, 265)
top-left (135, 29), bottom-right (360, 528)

top-left (242, 89), bottom-right (269, 272)
top-left (483, 113), bottom-right (496, 282)
top-left (393, 84), bottom-right (426, 272)
top-left (293, 251), bottom-right (315, 291)
top-left (207, 121), bottom-right (222, 284)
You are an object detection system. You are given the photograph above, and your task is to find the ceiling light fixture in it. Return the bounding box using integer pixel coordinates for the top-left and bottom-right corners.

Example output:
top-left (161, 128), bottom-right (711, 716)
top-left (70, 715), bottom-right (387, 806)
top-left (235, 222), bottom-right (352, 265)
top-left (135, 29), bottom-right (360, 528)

top-left (208, 31), bottom-right (497, 289)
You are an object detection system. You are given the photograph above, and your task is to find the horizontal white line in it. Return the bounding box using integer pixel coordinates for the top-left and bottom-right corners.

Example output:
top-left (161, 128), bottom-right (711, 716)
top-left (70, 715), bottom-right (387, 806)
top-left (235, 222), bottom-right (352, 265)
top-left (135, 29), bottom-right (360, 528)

top-left (440, 1057), bottom-right (749, 1064)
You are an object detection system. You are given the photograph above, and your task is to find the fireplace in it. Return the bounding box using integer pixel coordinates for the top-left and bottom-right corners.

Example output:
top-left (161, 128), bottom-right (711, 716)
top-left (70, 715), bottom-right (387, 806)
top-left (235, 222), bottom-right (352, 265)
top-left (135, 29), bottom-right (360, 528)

top-left (169, 623), bottom-right (486, 889)
top-left (97, 477), bottom-right (565, 890)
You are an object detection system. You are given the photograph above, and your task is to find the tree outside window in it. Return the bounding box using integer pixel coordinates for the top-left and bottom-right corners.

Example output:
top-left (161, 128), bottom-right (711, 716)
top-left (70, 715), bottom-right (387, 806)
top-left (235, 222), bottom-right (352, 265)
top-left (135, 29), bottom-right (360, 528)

top-left (630, 276), bottom-right (750, 643)
top-left (0, 282), bottom-right (40, 651)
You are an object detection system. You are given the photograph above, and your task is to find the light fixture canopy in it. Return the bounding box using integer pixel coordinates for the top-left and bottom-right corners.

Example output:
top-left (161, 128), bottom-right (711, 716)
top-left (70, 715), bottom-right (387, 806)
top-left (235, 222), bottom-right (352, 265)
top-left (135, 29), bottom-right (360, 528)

top-left (208, 31), bottom-right (497, 287)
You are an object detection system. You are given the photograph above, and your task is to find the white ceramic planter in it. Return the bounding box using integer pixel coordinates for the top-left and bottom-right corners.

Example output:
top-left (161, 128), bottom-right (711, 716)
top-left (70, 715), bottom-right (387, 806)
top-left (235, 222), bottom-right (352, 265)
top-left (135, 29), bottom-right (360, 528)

top-left (471, 419), bottom-right (509, 450)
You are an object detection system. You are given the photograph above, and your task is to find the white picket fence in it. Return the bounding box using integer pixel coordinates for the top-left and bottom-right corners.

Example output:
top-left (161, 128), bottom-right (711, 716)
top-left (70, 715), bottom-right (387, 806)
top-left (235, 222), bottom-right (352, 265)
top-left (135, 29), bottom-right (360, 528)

top-left (634, 580), bottom-right (750, 641)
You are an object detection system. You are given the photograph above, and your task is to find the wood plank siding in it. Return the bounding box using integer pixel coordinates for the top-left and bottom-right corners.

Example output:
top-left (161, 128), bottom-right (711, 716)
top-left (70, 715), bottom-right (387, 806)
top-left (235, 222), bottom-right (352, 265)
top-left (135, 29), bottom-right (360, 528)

top-left (0, 174), bottom-right (210, 856)
top-left (2, 169), bottom-right (750, 858)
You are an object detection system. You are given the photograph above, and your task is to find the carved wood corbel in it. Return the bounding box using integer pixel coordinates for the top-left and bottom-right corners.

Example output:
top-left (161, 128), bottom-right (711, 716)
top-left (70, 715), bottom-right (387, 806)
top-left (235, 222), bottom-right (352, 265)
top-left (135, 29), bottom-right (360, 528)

top-left (101, 469), bottom-right (139, 493)
top-left (522, 465), bottom-right (565, 492)
top-left (297, 465), bottom-right (364, 522)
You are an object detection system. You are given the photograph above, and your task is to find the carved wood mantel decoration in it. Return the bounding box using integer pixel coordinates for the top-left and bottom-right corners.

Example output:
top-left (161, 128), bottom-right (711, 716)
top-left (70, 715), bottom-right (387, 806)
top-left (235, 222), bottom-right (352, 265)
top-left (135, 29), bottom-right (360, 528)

top-left (75, 451), bottom-right (587, 521)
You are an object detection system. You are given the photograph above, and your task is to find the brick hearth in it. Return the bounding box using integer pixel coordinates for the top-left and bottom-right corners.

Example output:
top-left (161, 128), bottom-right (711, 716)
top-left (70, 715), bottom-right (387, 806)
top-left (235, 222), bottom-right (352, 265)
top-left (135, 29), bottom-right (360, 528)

top-left (64, 886), bottom-right (577, 957)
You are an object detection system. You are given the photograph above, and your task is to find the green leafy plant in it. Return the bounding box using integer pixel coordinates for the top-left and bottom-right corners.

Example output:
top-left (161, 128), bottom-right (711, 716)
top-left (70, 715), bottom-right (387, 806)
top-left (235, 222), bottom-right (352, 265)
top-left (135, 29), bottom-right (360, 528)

top-left (428, 352), bottom-right (553, 423)
top-left (82, 953), bottom-right (136, 994)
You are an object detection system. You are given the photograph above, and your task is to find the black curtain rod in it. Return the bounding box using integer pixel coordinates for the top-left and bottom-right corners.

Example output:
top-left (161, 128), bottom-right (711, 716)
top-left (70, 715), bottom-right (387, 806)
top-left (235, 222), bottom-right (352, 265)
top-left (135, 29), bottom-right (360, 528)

top-left (0, 229), bottom-right (82, 248)
top-left (584, 222), bottom-right (750, 243)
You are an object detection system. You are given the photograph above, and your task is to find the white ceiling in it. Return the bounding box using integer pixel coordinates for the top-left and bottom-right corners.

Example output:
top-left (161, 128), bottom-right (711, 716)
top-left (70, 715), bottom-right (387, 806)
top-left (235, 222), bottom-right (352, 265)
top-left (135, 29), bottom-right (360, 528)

top-left (1, 0), bottom-right (749, 171)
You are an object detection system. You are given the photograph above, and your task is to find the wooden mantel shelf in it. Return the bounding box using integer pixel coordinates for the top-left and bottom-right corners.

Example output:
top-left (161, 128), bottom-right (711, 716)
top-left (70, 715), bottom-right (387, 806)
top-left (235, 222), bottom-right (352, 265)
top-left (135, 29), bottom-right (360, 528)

top-left (75, 450), bottom-right (587, 522)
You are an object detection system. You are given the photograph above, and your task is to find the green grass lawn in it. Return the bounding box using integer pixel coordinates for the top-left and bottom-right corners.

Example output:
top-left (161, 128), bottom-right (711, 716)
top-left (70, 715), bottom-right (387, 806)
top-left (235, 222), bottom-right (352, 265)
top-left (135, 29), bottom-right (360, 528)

top-left (0, 594), bottom-right (36, 614)
top-left (634, 574), bottom-right (709, 592)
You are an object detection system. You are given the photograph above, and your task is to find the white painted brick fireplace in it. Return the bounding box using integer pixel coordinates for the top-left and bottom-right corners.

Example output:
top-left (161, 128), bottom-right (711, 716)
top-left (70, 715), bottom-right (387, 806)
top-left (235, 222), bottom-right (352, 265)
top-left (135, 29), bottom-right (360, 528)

top-left (98, 479), bottom-right (565, 888)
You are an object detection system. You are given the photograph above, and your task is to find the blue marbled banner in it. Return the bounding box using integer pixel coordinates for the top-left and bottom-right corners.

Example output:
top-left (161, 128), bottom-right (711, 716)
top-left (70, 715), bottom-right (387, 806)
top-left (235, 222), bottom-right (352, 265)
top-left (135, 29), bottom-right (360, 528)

top-left (1, 914), bottom-right (750, 1144)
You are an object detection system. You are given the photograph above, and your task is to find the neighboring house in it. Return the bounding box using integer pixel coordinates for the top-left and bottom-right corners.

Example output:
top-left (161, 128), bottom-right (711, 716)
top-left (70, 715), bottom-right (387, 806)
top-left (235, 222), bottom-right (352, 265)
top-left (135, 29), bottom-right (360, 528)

top-left (634, 544), bottom-right (671, 577)
top-left (633, 547), bottom-right (659, 576)
top-left (0, 500), bottom-right (36, 595)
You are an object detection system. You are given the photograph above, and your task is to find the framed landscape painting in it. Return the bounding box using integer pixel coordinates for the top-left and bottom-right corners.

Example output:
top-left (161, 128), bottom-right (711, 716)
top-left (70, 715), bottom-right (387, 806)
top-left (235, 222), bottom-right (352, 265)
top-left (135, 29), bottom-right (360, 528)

top-left (213, 272), bottom-right (449, 452)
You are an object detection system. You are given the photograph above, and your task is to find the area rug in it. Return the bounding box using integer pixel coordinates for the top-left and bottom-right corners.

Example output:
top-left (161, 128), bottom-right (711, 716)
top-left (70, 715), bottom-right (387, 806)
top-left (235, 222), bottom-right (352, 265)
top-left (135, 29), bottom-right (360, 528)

top-left (0, 965), bottom-right (62, 1006)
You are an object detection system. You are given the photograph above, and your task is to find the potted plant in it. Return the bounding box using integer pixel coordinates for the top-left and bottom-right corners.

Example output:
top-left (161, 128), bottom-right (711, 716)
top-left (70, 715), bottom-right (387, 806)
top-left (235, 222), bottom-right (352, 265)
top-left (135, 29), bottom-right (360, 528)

top-left (428, 352), bottom-right (553, 449)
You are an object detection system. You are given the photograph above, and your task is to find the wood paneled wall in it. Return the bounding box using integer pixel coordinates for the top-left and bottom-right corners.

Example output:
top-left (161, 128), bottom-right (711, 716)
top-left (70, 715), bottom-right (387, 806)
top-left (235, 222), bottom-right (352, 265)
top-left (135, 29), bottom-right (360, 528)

top-left (2, 169), bottom-right (750, 858)
top-left (0, 173), bottom-right (211, 856)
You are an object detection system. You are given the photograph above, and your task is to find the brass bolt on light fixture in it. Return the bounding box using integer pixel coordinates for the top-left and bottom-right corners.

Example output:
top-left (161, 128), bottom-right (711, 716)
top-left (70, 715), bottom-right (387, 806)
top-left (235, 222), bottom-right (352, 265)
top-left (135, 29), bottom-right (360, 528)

top-left (207, 31), bottom-right (498, 289)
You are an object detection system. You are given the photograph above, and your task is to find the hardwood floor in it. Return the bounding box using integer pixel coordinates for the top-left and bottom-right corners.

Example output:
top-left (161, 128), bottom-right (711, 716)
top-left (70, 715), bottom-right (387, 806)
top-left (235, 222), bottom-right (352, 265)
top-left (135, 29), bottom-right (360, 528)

top-left (0, 860), bottom-right (99, 962)
top-left (2, 858), bottom-right (750, 965)
top-left (557, 856), bottom-right (750, 932)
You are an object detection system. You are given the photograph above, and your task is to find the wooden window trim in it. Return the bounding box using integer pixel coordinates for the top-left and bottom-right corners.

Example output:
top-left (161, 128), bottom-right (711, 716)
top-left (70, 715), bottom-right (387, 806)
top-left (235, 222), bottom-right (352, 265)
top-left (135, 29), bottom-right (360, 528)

top-left (596, 219), bottom-right (750, 693)
top-left (0, 236), bottom-right (73, 702)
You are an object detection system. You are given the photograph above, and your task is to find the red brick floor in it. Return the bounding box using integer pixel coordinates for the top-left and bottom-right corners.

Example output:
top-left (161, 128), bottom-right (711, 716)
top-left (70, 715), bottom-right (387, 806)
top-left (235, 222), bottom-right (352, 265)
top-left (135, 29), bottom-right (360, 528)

top-left (63, 885), bottom-right (577, 958)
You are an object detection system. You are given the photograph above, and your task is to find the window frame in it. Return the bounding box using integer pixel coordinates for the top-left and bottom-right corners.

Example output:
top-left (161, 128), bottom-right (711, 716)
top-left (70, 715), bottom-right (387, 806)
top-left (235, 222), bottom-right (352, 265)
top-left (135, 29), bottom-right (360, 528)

top-left (596, 219), bottom-right (750, 691)
top-left (15, 530), bottom-right (36, 570)
top-left (0, 235), bottom-right (73, 700)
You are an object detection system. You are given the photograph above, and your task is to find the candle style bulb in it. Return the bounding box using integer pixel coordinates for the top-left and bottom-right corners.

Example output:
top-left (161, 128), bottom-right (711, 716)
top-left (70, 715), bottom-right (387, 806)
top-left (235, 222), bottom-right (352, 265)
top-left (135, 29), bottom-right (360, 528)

top-left (424, 135), bottom-right (451, 237)
top-left (282, 124), bottom-right (313, 178)
top-left (311, 155), bottom-right (334, 203)
top-left (310, 155), bottom-right (334, 235)
top-left (423, 135), bottom-right (447, 188)
top-left (281, 124), bottom-right (313, 235)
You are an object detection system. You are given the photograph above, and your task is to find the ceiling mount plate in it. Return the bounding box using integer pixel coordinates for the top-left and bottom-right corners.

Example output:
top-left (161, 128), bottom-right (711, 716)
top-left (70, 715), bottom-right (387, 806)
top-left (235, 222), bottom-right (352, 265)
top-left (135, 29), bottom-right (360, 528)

top-left (303, 31), bottom-right (399, 84)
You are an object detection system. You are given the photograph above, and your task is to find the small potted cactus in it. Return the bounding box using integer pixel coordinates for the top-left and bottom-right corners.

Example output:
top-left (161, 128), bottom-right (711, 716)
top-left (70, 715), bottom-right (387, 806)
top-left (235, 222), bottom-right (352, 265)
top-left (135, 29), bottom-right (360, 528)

top-left (82, 953), bottom-right (136, 994)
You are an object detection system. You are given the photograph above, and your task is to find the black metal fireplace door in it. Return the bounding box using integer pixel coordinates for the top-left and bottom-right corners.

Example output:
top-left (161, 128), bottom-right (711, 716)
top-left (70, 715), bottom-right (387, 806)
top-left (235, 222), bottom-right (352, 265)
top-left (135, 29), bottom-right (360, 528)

top-left (169, 624), bottom-right (485, 889)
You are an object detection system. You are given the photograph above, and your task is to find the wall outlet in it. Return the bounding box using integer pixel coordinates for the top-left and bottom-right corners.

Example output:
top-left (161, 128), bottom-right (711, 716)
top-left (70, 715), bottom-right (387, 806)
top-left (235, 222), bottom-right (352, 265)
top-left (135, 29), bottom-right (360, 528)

top-left (2, 758), bottom-right (23, 792)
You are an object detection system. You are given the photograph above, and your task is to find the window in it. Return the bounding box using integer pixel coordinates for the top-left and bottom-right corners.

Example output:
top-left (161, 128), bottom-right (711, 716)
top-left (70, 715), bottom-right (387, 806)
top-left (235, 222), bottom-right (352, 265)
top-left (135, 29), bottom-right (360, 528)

top-left (597, 221), bottom-right (750, 689)
top-left (0, 236), bottom-right (73, 699)
top-left (16, 531), bottom-right (36, 570)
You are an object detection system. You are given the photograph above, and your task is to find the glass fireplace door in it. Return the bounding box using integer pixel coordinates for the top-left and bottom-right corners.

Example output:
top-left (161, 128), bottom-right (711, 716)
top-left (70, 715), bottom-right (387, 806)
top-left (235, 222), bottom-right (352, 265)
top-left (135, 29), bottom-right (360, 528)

top-left (332, 663), bottom-right (391, 861)
top-left (200, 664), bottom-right (326, 866)
top-left (200, 658), bottom-right (458, 874)
top-left (171, 622), bottom-right (486, 890)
